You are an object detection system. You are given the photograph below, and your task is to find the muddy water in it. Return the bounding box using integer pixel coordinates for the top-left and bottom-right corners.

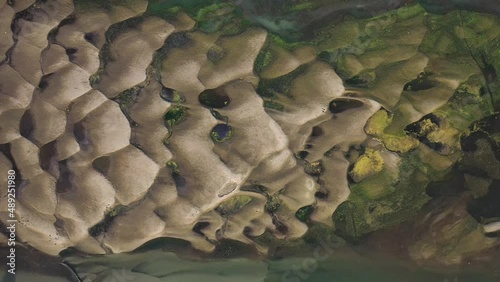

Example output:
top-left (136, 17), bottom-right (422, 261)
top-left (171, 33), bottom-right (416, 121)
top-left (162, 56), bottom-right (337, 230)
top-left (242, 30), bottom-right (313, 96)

top-left (8, 247), bottom-right (494, 282)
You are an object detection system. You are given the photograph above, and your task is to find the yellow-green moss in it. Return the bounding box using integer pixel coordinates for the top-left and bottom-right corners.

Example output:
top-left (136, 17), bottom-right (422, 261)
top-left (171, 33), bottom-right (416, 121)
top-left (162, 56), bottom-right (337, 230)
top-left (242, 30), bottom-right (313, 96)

top-left (426, 123), bottom-right (460, 149)
top-left (194, 3), bottom-right (233, 22)
top-left (350, 149), bottom-right (384, 182)
top-left (365, 110), bottom-right (392, 136)
top-left (383, 135), bottom-right (419, 153)
top-left (288, 2), bottom-right (315, 12)
top-left (166, 161), bottom-right (179, 172)
top-left (366, 110), bottom-right (420, 153)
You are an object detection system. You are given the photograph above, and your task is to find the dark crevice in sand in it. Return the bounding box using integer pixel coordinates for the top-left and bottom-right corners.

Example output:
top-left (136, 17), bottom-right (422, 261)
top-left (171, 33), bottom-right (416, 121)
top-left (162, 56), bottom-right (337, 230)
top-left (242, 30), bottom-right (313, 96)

top-left (39, 140), bottom-right (59, 177)
top-left (19, 109), bottom-right (34, 140)
top-left (0, 3), bottom-right (32, 66)
top-left (0, 143), bottom-right (23, 193)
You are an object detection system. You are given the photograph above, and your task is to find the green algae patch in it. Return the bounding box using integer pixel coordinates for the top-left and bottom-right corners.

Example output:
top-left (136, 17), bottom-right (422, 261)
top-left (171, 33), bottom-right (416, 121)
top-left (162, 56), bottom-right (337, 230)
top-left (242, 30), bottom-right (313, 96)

top-left (166, 161), bottom-right (179, 173)
top-left (216, 195), bottom-right (253, 216)
top-left (295, 205), bottom-right (314, 223)
top-left (350, 149), bottom-right (384, 182)
top-left (254, 46), bottom-right (274, 74)
top-left (160, 88), bottom-right (185, 103)
top-left (288, 2), bottom-right (315, 13)
top-left (263, 100), bottom-right (285, 112)
top-left (164, 105), bottom-right (187, 127)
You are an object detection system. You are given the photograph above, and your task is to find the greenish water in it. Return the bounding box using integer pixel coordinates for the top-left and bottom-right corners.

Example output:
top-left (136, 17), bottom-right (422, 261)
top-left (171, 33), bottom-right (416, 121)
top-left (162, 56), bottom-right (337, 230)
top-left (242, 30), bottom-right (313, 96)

top-left (49, 248), bottom-right (498, 282)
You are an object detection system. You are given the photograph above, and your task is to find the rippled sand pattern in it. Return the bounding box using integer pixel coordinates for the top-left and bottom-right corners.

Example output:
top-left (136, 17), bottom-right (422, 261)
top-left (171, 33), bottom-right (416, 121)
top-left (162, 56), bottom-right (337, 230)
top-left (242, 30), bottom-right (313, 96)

top-left (0, 0), bottom-right (497, 259)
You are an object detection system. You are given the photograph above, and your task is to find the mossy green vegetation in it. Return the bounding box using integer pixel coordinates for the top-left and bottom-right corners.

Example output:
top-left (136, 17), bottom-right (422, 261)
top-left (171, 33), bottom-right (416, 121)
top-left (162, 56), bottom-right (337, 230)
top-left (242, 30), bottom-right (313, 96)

top-left (74, 0), bottom-right (134, 11)
top-left (208, 109), bottom-right (227, 123)
top-left (147, 5), bottom-right (182, 21)
top-left (264, 193), bottom-right (282, 214)
top-left (334, 150), bottom-right (432, 240)
top-left (304, 160), bottom-right (324, 176)
top-left (190, 3), bottom-right (248, 35)
top-left (254, 45), bottom-right (274, 74)
top-left (166, 161), bottom-right (179, 173)
top-left (216, 195), bottom-right (253, 216)
top-left (242, 182), bottom-right (268, 194)
top-left (257, 64), bottom-right (307, 98)
top-left (115, 86), bottom-right (140, 112)
top-left (350, 171), bottom-right (397, 200)
top-left (194, 3), bottom-right (232, 22)
top-left (267, 33), bottom-right (309, 51)
top-left (207, 45), bottom-right (225, 63)
top-left (89, 72), bottom-right (102, 87)
top-left (419, 10), bottom-right (500, 111)
top-left (263, 100), bottom-right (285, 111)
top-left (445, 79), bottom-right (495, 125)
top-left (88, 205), bottom-right (126, 237)
top-left (288, 2), bottom-right (315, 13)
top-left (114, 86), bottom-right (141, 126)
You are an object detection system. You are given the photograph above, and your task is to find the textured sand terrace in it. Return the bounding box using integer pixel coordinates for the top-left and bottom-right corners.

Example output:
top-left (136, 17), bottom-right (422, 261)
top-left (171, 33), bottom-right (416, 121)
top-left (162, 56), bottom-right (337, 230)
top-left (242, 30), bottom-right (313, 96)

top-left (0, 0), bottom-right (497, 258)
